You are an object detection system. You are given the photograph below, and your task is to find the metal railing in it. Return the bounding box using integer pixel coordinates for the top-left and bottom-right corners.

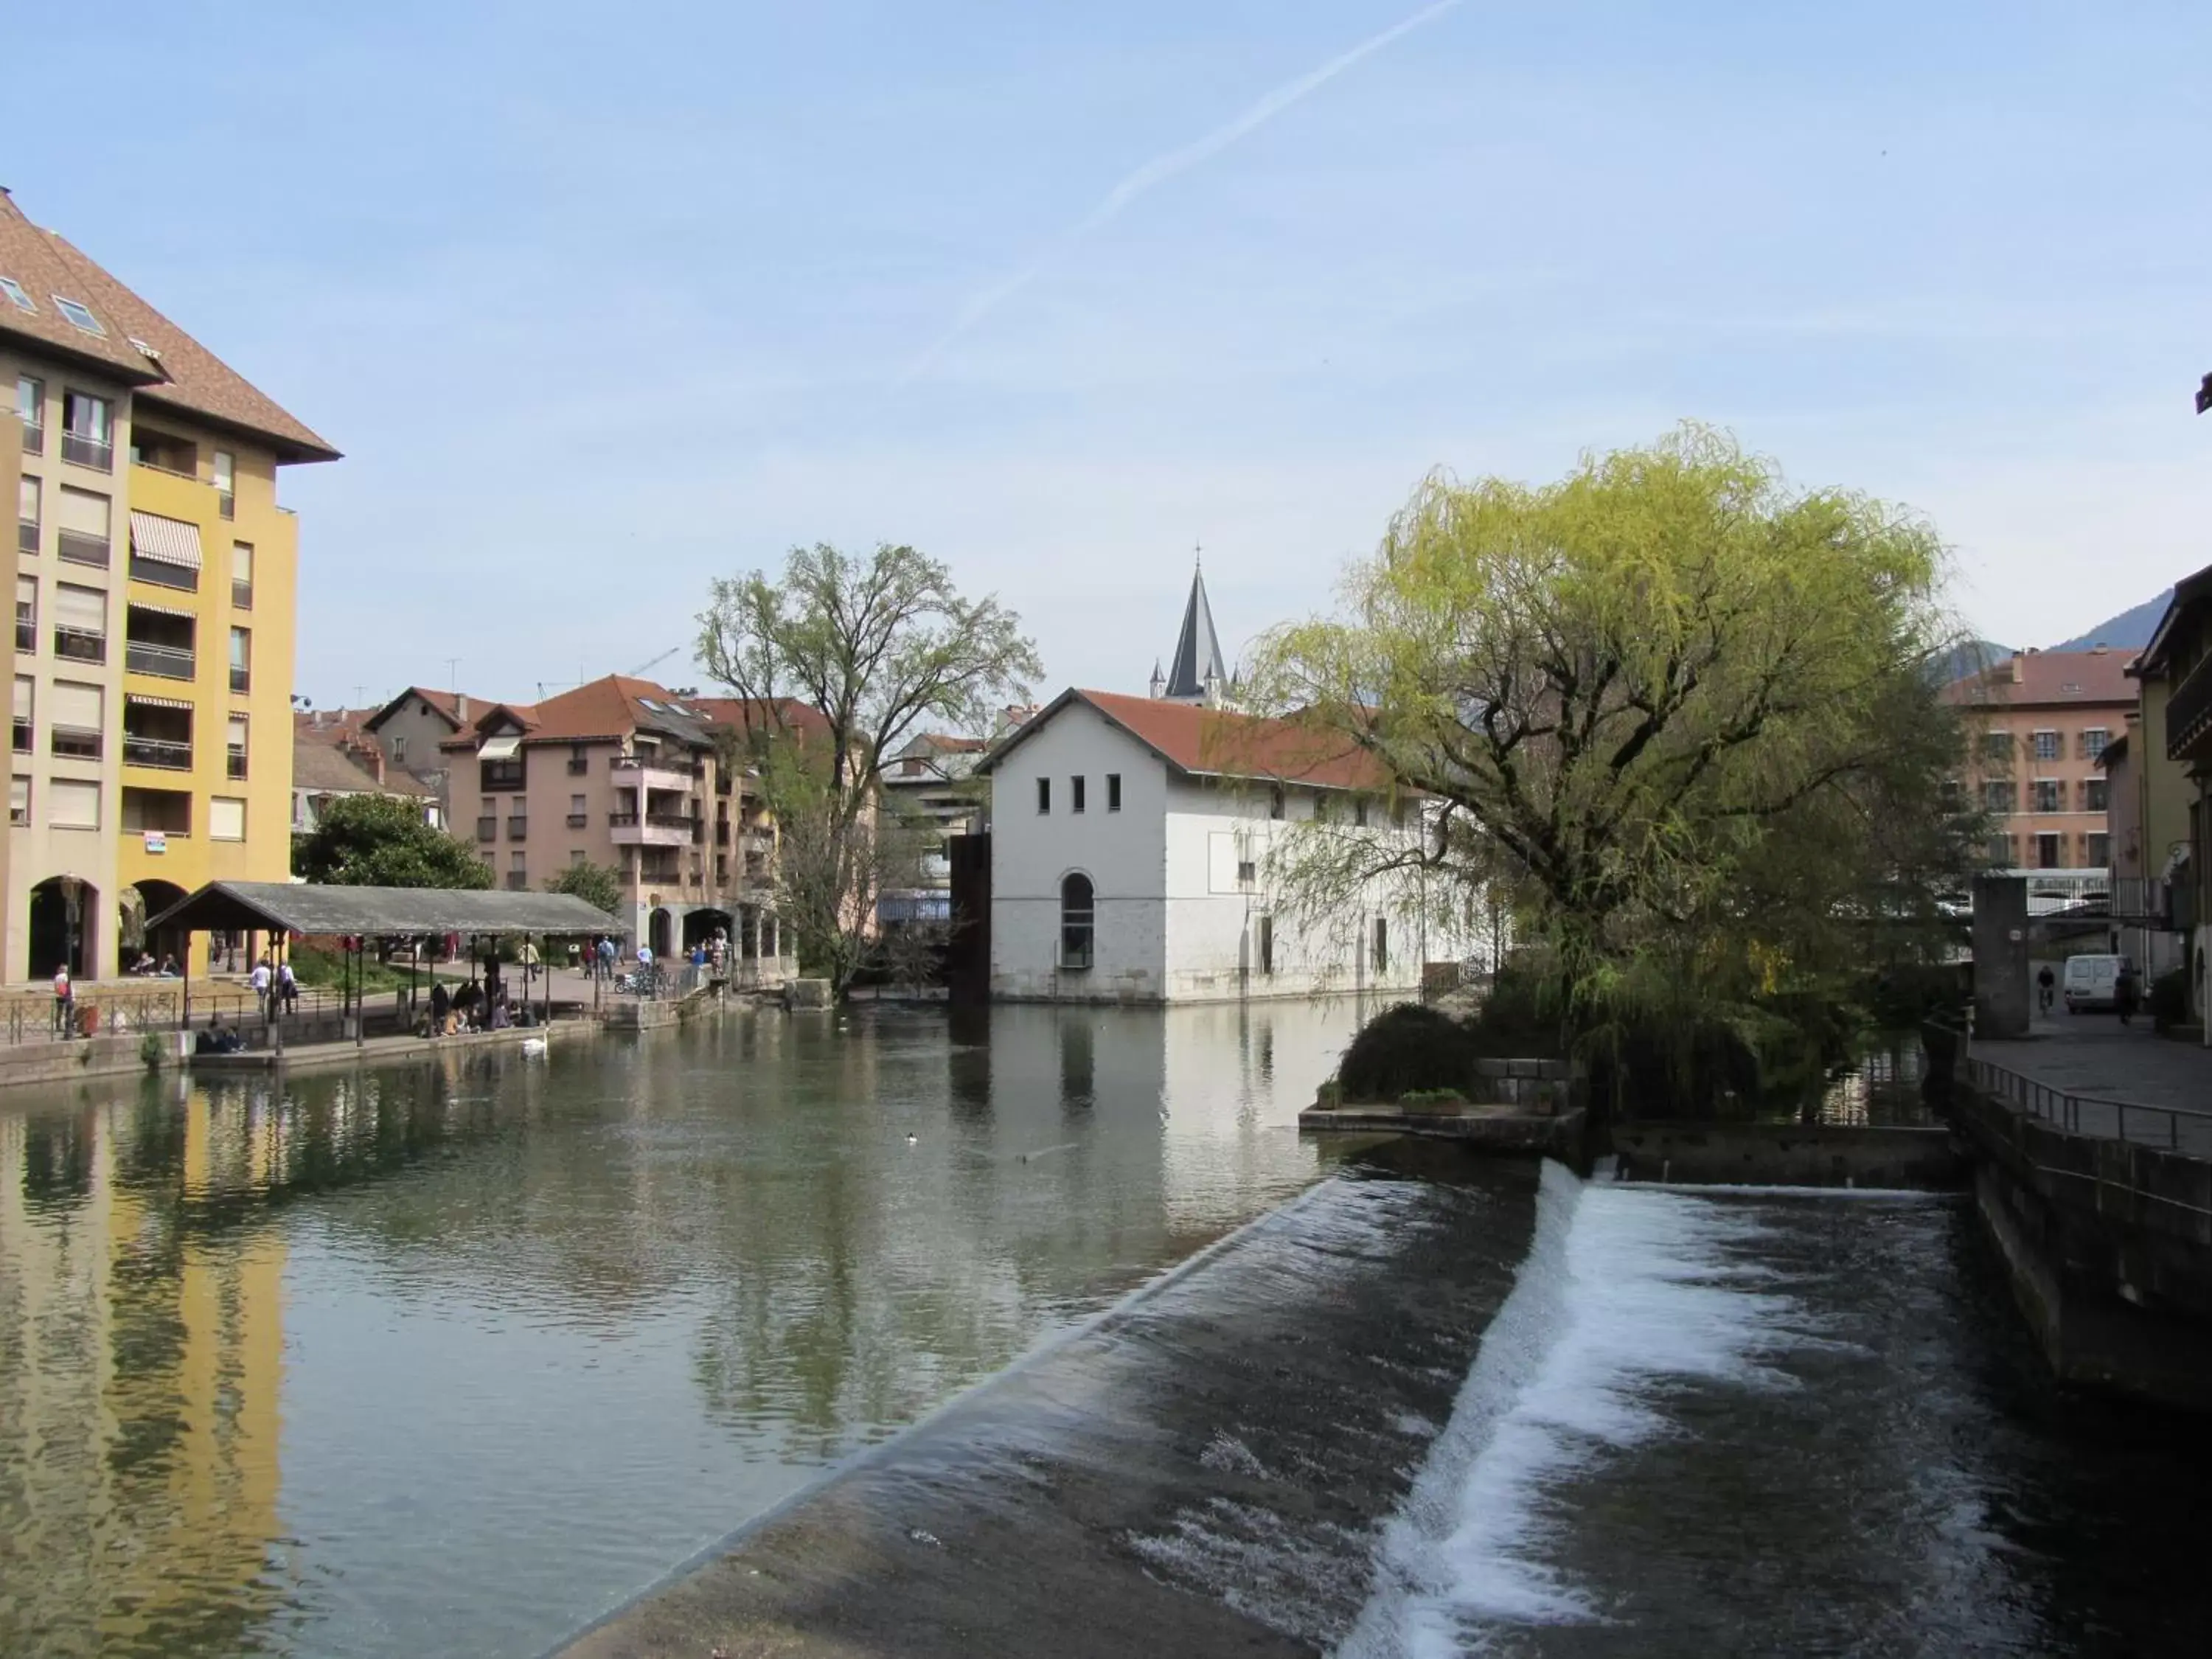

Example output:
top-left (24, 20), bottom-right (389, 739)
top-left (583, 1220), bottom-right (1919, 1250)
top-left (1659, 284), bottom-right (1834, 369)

top-left (60, 431), bottom-right (111, 470)
top-left (51, 725), bottom-right (102, 760)
top-left (507, 815), bottom-right (528, 839)
top-left (14, 620), bottom-right (31, 653)
top-left (231, 579), bottom-right (251, 610)
top-left (129, 554), bottom-right (195, 588)
top-left (229, 665), bottom-right (251, 693)
top-left (476, 816), bottom-right (497, 842)
top-left (127, 640), bottom-right (195, 679)
top-left (1961, 1051), bottom-right (2212, 1159)
top-left (16, 519), bottom-right (35, 554)
top-left (2166, 652), bottom-right (2212, 761)
top-left (122, 734), bottom-right (192, 770)
top-left (21, 422), bottom-right (42, 456)
top-left (227, 748), bottom-right (248, 782)
top-left (58, 531), bottom-right (111, 568)
top-left (52, 626), bottom-right (105, 664)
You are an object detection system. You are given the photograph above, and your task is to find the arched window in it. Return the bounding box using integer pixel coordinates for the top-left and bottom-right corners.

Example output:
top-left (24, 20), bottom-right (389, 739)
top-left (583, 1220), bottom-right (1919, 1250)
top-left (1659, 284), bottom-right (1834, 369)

top-left (1060, 872), bottom-right (1094, 970)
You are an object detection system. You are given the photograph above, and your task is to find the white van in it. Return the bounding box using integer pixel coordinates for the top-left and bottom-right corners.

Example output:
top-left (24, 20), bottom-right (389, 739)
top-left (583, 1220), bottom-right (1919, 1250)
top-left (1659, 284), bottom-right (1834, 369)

top-left (2062, 953), bottom-right (2128, 1012)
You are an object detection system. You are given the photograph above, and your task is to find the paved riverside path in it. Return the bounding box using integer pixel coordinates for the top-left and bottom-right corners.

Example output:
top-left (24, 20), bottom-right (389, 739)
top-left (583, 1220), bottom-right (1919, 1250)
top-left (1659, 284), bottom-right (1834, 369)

top-left (1969, 1011), bottom-right (2212, 1158)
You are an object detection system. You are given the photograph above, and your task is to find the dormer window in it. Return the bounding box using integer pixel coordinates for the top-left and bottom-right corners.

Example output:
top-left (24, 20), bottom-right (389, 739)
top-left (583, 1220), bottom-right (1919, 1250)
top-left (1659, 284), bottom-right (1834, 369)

top-left (0, 276), bottom-right (33, 314)
top-left (52, 296), bottom-right (103, 335)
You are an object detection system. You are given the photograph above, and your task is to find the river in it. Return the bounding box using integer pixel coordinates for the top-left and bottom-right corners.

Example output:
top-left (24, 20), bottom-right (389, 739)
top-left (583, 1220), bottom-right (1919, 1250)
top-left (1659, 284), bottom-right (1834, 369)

top-left (2, 1004), bottom-right (2205, 1657)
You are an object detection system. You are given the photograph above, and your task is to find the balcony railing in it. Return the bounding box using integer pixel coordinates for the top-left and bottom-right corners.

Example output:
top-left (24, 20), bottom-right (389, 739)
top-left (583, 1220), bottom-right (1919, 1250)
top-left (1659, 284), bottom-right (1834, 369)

top-left (507, 815), bottom-right (528, 840)
top-left (60, 431), bottom-right (111, 471)
top-left (218, 490), bottom-right (234, 521)
top-left (229, 666), bottom-right (251, 694)
top-left (2166, 653), bottom-right (2212, 762)
top-left (20, 422), bottom-right (41, 456)
top-left (476, 816), bottom-right (497, 842)
top-left (232, 580), bottom-right (251, 611)
top-left (227, 747), bottom-right (247, 782)
top-left (122, 734), bottom-right (191, 770)
top-left (52, 627), bottom-right (105, 665)
top-left (505, 870), bottom-right (529, 891)
top-left (126, 641), bottom-right (195, 679)
top-left (566, 812), bottom-right (588, 829)
top-left (608, 811), bottom-right (639, 828)
top-left (52, 725), bottom-right (104, 761)
top-left (11, 719), bottom-right (29, 754)
top-left (14, 619), bottom-right (31, 653)
top-left (129, 554), bottom-right (194, 589)
top-left (58, 531), bottom-right (110, 568)
top-left (567, 757), bottom-right (588, 775)
top-left (16, 520), bottom-right (35, 554)
top-left (647, 812), bottom-right (692, 831)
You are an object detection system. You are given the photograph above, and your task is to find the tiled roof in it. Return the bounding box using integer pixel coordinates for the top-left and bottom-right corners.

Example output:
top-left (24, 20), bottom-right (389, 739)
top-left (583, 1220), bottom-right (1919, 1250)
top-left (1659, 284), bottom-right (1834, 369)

top-left (292, 734), bottom-right (433, 798)
top-left (692, 697), bottom-right (837, 748)
top-left (0, 189), bottom-right (337, 462)
top-left (363, 686), bottom-right (483, 737)
top-left (1943, 649), bottom-right (2136, 712)
top-left (981, 689), bottom-right (1395, 792)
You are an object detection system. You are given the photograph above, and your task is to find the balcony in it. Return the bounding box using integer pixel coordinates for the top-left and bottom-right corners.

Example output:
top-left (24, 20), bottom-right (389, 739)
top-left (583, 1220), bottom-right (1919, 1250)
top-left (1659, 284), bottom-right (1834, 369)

top-left (566, 811), bottom-right (588, 829)
top-left (2166, 653), bottom-right (2212, 762)
top-left (52, 626), bottom-right (105, 666)
top-left (609, 810), bottom-right (692, 847)
top-left (122, 734), bottom-right (191, 771)
top-left (52, 726), bottom-right (103, 761)
top-left (609, 756), bottom-right (692, 794)
top-left (20, 422), bottom-right (41, 456)
top-left (126, 641), bottom-right (195, 680)
top-left (227, 745), bottom-right (247, 782)
top-left (60, 431), bottom-right (112, 471)
top-left (476, 815), bottom-right (497, 842)
top-left (58, 531), bottom-right (110, 569)
top-left (14, 618), bottom-right (30, 653)
top-left (507, 815), bottom-right (528, 840)
top-left (128, 553), bottom-right (194, 589)
top-left (566, 755), bottom-right (588, 776)
top-left (636, 862), bottom-right (685, 890)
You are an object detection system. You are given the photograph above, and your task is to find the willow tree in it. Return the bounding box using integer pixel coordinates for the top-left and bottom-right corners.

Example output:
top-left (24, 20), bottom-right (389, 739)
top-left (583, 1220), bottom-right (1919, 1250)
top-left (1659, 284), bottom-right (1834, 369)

top-left (1247, 426), bottom-right (1975, 1031)
top-left (698, 541), bottom-right (1040, 995)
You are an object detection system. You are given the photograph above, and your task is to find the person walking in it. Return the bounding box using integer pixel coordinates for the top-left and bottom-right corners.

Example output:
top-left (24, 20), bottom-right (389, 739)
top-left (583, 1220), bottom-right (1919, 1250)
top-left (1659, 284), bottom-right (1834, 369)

top-left (52, 963), bottom-right (73, 1039)
top-left (278, 959), bottom-right (299, 1017)
top-left (2036, 963), bottom-right (2055, 1015)
top-left (2115, 964), bottom-right (2138, 1028)
top-left (250, 956), bottom-right (273, 1021)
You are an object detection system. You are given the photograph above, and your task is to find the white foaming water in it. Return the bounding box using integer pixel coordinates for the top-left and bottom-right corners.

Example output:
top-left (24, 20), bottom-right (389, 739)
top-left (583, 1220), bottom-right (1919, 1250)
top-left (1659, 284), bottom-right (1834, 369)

top-left (1340, 1162), bottom-right (1806, 1658)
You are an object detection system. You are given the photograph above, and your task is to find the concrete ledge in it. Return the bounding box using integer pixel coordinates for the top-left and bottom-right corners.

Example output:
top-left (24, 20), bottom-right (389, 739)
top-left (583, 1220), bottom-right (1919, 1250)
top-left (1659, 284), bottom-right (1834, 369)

top-left (189, 1018), bottom-right (595, 1077)
top-left (1608, 1123), bottom-right (1964, 1189)
top-left (1298, 1102), bottom-right (1586, 1158)
top-left (0, 1028), bottom-right (187, 1088)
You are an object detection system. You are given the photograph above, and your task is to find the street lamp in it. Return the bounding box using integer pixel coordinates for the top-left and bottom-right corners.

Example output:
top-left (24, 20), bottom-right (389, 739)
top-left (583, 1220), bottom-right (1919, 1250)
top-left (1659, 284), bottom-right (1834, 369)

top-left (59, 875), bottom-right (83, 981)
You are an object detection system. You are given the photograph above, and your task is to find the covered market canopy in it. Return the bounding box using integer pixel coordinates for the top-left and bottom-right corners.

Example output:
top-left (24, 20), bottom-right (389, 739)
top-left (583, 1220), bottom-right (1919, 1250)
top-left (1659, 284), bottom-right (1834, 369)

top-left (147, 881), bottom-right (619, 939)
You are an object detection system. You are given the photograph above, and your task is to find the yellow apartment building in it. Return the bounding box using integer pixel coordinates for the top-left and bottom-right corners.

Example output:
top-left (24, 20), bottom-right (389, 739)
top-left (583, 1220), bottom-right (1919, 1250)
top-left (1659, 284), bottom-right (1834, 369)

top-left (2, 187), bottom-right (335, 980)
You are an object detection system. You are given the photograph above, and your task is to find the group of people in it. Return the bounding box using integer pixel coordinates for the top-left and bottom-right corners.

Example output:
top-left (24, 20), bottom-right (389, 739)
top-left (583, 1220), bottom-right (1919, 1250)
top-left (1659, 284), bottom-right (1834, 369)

top-left (125, 950), bottom-right (181, 978)
top-left (424, 975), bottom-right (527, 1037)
top-left (248, 956), bottom-right (301, 1018)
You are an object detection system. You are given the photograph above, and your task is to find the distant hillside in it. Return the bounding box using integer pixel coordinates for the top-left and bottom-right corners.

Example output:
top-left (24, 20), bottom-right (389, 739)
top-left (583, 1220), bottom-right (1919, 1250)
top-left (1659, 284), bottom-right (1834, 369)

top-left (1934, 639), bottom-right (2013, 683)
top-left (2052, 591), bottom-right (2170, 653)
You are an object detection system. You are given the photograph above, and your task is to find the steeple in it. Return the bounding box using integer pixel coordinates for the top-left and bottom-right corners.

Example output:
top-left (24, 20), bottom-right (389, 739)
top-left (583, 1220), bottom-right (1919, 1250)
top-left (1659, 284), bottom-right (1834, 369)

top-left (1162, 551), bottom-right (1228, 705)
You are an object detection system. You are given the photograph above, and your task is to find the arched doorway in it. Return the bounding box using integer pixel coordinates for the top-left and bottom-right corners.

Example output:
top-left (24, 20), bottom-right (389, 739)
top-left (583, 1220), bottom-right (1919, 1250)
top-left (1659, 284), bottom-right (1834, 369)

top-left (648, 907), bottom-right (673, 959)
top-left (118, 879), bottom-right (189, 972)
top-left (682, 907), bottom-right (732, 950)
top-left (1059, 872), bottom-right (1094, 970)
top-left (28, 876), bottom-right (98, 980)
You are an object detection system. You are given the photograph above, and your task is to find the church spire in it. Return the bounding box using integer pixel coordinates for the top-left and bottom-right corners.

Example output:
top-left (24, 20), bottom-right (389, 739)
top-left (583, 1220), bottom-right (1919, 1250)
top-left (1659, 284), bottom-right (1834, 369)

top-left (1163, 554), bottom-right (1228, 704)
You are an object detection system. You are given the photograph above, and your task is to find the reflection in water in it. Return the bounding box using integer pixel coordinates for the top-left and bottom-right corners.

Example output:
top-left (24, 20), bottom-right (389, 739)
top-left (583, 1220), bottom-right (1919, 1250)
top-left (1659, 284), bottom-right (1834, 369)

top-left (0, 998), bottom-right (1373, 1659)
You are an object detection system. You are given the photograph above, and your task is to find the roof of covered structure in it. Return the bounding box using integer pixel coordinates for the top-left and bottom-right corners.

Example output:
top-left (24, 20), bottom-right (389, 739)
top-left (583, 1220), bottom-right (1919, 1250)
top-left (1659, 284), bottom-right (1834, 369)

top-left (147, 882), bottom-right (619, 938)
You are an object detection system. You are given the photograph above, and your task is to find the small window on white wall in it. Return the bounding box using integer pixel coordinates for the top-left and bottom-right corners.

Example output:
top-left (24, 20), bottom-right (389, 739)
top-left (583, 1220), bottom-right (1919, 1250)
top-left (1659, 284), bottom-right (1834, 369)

top-left (49, 778), bottom-right (100, 829)
top-left (209, 796), bottom-right (246, 841)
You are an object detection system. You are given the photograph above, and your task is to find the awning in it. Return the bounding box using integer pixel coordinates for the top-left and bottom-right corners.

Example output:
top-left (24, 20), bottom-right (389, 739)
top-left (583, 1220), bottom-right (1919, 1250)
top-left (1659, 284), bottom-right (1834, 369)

top-left (147, 881), bottom-right (622, 939)
top-left (478, 734), bottom-right (522, 761)
top-left (128, 599), bottom-right (197, 619)
top-left (128, 510), bottom-right (204, 570)
top-left (125, 692), bottom-right (195, 712)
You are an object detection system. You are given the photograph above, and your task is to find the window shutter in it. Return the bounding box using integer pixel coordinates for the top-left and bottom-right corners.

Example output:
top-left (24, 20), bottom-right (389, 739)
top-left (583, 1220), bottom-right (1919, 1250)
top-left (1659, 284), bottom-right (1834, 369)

top-left (232, 540), bottom-right (253, 582)
top-left (209, 797), bottom-right (246, 841)
top-left (49, 779), bottom-right (100, 829)
top-left (16, 576), bottom-right (35, 611)
top-left (53, 584), bottom-right (106, 631)
top-left (227, 714), bottom-right (248, 748)
top-left (49, 680), bottom-right (103, 730)
top-left (57, 486), bottom-right (110, 536)
top-left (13, 676), bottom-right (31, 721)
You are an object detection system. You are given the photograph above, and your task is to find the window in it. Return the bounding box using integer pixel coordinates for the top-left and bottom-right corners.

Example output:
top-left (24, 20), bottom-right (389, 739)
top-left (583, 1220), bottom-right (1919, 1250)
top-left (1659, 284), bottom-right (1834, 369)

top-left (1982, 780), bottom-right (2015, 813)
top-left (17, 475), bottom-right (37, 555)
top-left (1257, 914), bottom-right (1274, 976)
top-left (2087, 832), bottom-right (2111, 867)
top-left (15, 576), bottom-right (33, 653)
top-left (8, 776), bottom-right (25, 827)
top-left (49, 778), bottom-right (100, 830)
top-left (12, 675), bottom-right (30, 754)
top-left (1372, 916), bottom-right (1390, 974)
top-left (60, 391), bottom-right (111, 470)
top-left (1269, 785), bottom-right (1284, 820)
top-left (209, 796), bottom-right (246, 841)
top-left (2031, 779), bottom-right (2062, 813)
top-left (230, 541), bottom-right (253, 608)
top-left (49, 680), bottom-right (103, 759)
top-left (52, 583), bottom-right (105, 664)
top-left (229, 625), bottom-right (251, 692)
top-left (52, 296), bottom-right (103, 336)
top-left (568, 742), bottom-right (588, 775)
top-left (568, 793), bottom-right (588, 828)
top-left (1059, 872), bottom-right (1094, 970)
top-left (1312, 793), bottom-right (1330, 825)
top-left (1071, 774), bottom-right (1086, 813)
top-left (2034, 832), bottom-right (2063, 869)
top-left (212, 450), bottom-right (234, 519)
top-left (56, 485), bottom-right (111, 566)
top-left (2082, 778), bottom-right (2108, 813)
top-left (392, 735), bottom-right (406, 762)
top-left (571, 848), bottom-right (588, 866)
top-left (0, 276), bottom-right (32, 313)
top-left (2081, 728), bottom-right (2109, 760)
top-left (2031, 730), bottom-right (2061, 762)
top-left (1106, 773), bottom-right (1121, 812)
top-left (1236, 858), bottom-right (1256, 886)
top-left (1985, 832), bottom-right (2014, 869)
top-left (227, 714), bottom-right (248, 781)
top-left (1037, 776), bottom-right (1051, 814)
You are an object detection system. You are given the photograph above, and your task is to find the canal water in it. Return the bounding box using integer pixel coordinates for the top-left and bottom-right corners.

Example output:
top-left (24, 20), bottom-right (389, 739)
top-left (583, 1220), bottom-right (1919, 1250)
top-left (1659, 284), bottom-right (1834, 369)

top-left (5, 1004), bottom-right (2208, 1658)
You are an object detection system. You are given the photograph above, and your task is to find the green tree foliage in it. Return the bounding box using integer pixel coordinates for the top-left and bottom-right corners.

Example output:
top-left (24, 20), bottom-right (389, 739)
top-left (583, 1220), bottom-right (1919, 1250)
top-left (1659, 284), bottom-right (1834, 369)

top-left (1250, 426), bottom-right (1979, 1038)
top-left (291, 794), bottom-right (494, 889)
top-left (698, 542), bottom-right (1040, 996)
top-left (542, 860), bottom-right (622, 917)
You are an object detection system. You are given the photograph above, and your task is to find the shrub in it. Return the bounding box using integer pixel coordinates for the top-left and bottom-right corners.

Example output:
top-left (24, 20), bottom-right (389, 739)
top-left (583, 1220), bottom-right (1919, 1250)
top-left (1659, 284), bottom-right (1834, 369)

top-left (1336, 1003), bottom-right (1477, 1102)
top-left (1397, 1087), bottom-right (1468, 1109)
top-left (2149, 967), bottom-right (2191, 1034)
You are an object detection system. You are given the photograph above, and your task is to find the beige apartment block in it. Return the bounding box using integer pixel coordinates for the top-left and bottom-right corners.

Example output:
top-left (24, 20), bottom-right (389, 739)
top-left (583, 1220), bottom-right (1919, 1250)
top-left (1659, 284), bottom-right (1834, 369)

top-left (1947, 647), bottom-right (2134, 900)
top-left (3, 188), bottom-right (335, 982)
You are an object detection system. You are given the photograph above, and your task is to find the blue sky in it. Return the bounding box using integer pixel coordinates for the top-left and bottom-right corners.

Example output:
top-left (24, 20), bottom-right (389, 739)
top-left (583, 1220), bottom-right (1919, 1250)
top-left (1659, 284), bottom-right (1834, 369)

top-left (13, 1), bottom-right (2212, 709)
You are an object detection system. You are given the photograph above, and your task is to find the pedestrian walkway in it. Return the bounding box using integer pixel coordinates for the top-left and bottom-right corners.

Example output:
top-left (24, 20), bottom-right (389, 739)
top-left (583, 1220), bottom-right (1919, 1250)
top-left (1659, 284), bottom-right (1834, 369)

top-left (1970, 1009), bottom-right (2212, 1158)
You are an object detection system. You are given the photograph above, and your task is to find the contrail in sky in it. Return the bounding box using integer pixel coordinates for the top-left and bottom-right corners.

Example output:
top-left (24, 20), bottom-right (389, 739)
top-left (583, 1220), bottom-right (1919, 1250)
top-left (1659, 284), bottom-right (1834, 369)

top-left (896, 0), bottom-right (1464, 388)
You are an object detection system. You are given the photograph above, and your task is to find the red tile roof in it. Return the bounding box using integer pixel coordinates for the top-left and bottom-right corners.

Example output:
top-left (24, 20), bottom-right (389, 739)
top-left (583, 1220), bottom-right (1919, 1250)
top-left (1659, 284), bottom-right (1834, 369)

top-left (983, 689), bottom-right (1396, 791)
top-left (0, 189), bottom-right (337, 462)
top-left (1943, 648), bottom-right (2136, 712)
